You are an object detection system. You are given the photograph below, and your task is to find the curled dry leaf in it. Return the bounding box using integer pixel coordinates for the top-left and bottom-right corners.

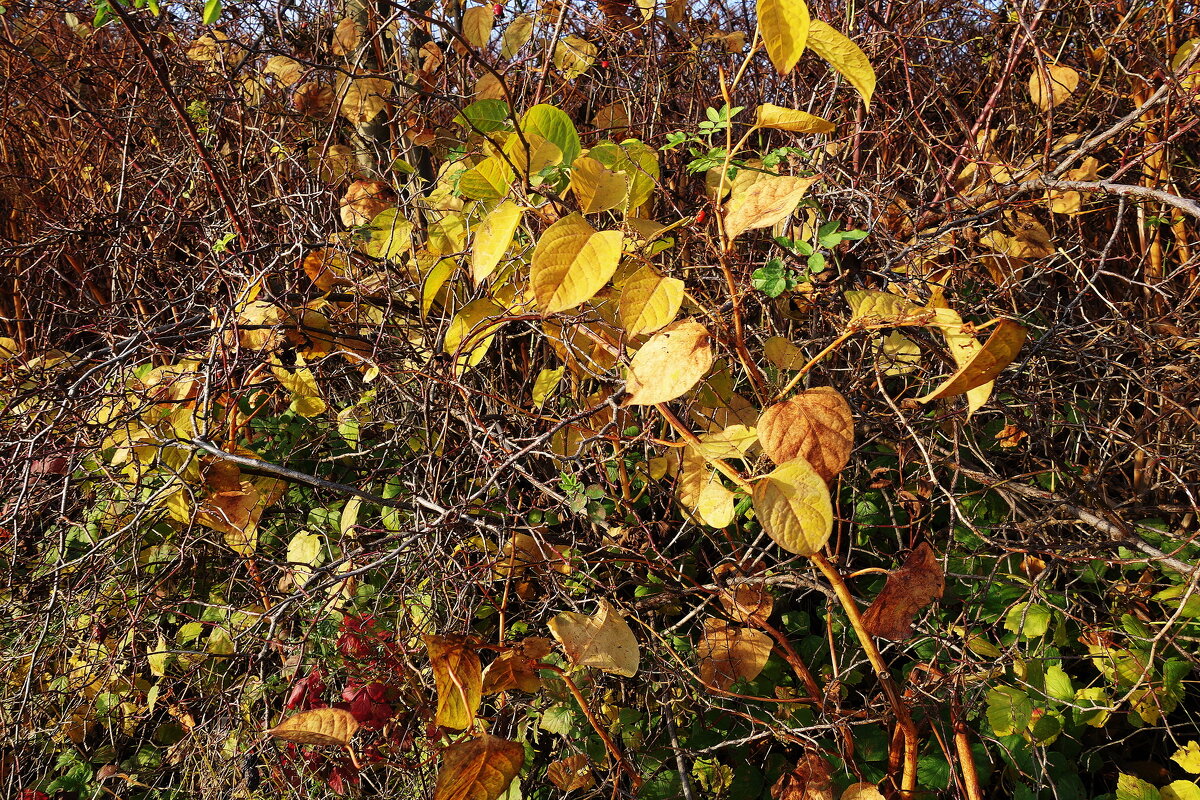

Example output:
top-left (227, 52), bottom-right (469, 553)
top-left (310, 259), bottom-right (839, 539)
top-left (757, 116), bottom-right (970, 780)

top-left (424, 635), bottom-right (483, 729)
top-left (771, 752), bottom-right (834, 800)
top-left (622, 318), bottom-right (714, 406)
top-left (1029, 64), bottom-right (1080, 110)
top-left (917, 319), bottom-right (1027, 403)
top-left (724, 174), bottom-right (821, 241)
top-left (719, 582), bottom-right (774, 625)
top-left (697, 618), bottom-right (774, 690)
top-left (481, 636), bottom-right (552, 694)
top-left (434, 733), bottom-right (525, 800)
top-left (269, 707), bottom-right (359, 747)
top-left (547, 754), bottom-right (595, 792)
top-left (861, 542), bottom-right (945, 640)
top-left (757, 387), bottom-right (854, 481)
top-left (339, 179), bottom-right (395, 227)
top-left (548, 599), bottom-right (640, 676)
top-left (753, 457), bottom-right (833, 556)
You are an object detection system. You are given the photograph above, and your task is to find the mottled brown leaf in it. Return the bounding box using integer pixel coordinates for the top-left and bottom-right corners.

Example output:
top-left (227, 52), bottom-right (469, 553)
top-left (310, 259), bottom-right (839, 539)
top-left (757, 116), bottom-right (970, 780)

top-left (269, 708), bottom-right (359, 747)
top-left (757, 387), bottom-right (854, 481)
top-left (861, 543), bottom-right (945, 640)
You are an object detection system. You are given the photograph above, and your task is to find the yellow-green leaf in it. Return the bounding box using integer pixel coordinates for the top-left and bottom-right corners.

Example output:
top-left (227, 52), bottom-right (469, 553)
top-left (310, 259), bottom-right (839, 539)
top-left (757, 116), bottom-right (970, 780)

top-left (520, 104), bottom-right (581, 165)
top-left (618, 265), bottom-right (684, 335)
top-left (754, 103), bottom-right (835, 134)
top-left (532, 366), bottom-right (565, 408)
top-left (530, 213), bottom-right (623, 314)
top-left (501, 14), bottom-right (534, 58)
top-left (752, 457), bottom-right (833, 555)
top-left (472, 200), bottom-right (524, 284)
top-left (763, 336), bottom-right (807, 369)
top-left (757, 0), bottom-right (810, 74)
top-left (460, 156), bottom-right (515, 200)
top-left (569, 156), bottom-right (630, 214)
top-left (365, 208), bottom-right (414, 260)
top-left (844, 289), bottom-right (932, 327)
top-left (444, 298), bottom-right (506, 375)
top-left (1174, 742), bottom-right (1200, 775)
top-left (807, 20), bottom-right (876, 107)
top-left (553, 35), bottom-right (596, 80)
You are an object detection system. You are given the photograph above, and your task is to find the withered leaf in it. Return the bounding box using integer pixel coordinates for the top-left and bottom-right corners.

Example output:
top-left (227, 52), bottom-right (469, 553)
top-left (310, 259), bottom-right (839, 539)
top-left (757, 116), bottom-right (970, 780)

top-left (697, 618), bottom-right (773, 690)
top-left (548, 599), bottom-right (640, 676)
top-left (771, 752), bottom-right (834, 800)
top-left (481, 637), bottom-right (552, 694)
top-left (757, 387), bottom-right (855, 481)
top-left (424, 635), bottom-right (483, 729)
top-left (269, 708), bottom-right (359, 747)
top-left (917, 319), bottom-right (1027, 403)
top-left (861, 543), bottom-right (945, 640)
top-left (434, 733), bottom-right (525, 800)
top-left (547, 754), bottom-right (596, 792)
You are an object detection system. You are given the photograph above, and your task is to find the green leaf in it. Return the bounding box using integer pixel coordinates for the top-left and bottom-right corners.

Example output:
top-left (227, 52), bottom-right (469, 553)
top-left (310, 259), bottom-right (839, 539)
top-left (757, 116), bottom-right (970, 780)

top-left (1004, 602), bottom-right (1052, 638)
top-left (986, 685), bottom-right (1033, 736)
top-left (520, 104), bottom-right (581, 165)
top-left (1044, 664), bottom-right (1074, 701)
top-left (454, 99), bottom-right (511, 133)
top-left (917, 754), bottom-right (951, 790)
top-left (202, 0), bottom-right (222, 24)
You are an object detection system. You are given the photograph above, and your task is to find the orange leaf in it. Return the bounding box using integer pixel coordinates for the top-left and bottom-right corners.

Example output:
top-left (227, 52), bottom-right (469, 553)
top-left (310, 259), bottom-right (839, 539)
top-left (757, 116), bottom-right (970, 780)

top-left (269, 708), bottom-right (359, 747)
top-left (481, 637), bottom-right (552, 694)
top-left (434, 733), bottom-right (525, 800)
top-left (757, 387), bottom-right (854, 481)
top-left (425, 635), bottom-right (483, 729)
top-left (697, 618), bottom-right (773, 690)
top-left (917, 319), bottom-right (1027, 403)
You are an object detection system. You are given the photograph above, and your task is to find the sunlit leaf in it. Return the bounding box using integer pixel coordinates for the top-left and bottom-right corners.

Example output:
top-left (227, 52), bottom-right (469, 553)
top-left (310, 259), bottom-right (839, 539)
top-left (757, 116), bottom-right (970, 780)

top-left (677, 446), bottom-right (735, 528)
top-left (365, 208), bottom-right (414, 260)
top-left (532, 366), bottom-right (565, 409)
top-left (1029, 64), bottom-right (1080, 110)
top-left (757, 0), bottom-right (810, 74)
top-left (530, 213), bottom-right (623, 314)
top-left (339, 179), bottom-right (395, 227)
top-left (425, 635), bottom-right (483, 730)
top-left (618, 266), bottom-right (684, 335)
top-left (844, 289), bottom-right (931, 327)
top-left (623, 319), bottom-right (714, 405)
top-left (472, 200), bottom-right (524, 284)
top-left (434, 733), bottom-right (526, 800)
top-left (752, 457), bottom-right (833, 555)
top-left (841, 783), bottom-right (886, 800)
top-left (696, 618), bottom-right (773, 690)
top-left (806, 20), bottom-right (876, 107)
top-left (917, 319), bottom-right (1027, 403)
top-left (336, 73), bottom-right (392, 125)
top-left (264, 55), bottom-right (304, 86)
top-left (763, 336), bottom-right (808, 370)
top-left (460, 156), bottom-right (515, 200)
top-left (548, 599), bottom-right (640, 676)
top-left (481, 637), bottom-right (552, 694)
top-left (501, 14), bottom-right (535, 58)
top-left (757, 387), bottom-right (854, 481)
top-left (520, 104), bottom-right (581, 165)
top-left (719, 582), bottom-right (774, 625)
top-left (554, 35), bottom-right (597, 79)
top-left (462, 5), bottom-right (494, 49)
top-left (569, 156), bottom-right (630, 214)
top-left (724, 174), bottom-right (820, 241)
top-left (444, 298), bottom-right (506, 375)
top-left (269, 708), bottom-right (359, 747)
top-left (547, 755), bottom-right (595, 792)
top-left (754, 103), bottom-right (835, 134)
top-left (695, 424), bottom-right (758, 460)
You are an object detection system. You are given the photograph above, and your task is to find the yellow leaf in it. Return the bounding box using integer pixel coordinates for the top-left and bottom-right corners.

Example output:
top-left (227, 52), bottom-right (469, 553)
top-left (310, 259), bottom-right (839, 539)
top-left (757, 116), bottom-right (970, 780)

top-left (504, 132), bottom-right (563, 178)
top-left (724, 174), bottom-right (820, 241)
top-left (331, 17), bottom-right (362, 55)
top-left (425, 635), bottom-right (483, 730)
top-left (622, 318), bottom-right (714, 406)
top-left (530, 213), bottom-right (623, 314)
top-left (697, 618), bottom-right (773, 690)
top-left (308, 144), bottom-right (355, 184)
top-left (1172, 742), bottom-right (1200, 775)
top-left (757, 387), bottom-right (854, 481)
top-left (1171, 38), bottom-right (1200, 91)
top-left (286, 530), bottom-right (324, 586)
top-left (807, 20), bottom-right (876, 107)
top-left (570, 156), bottom-right (630, 214)
top-left (752, 457), bottom-right (833, 555)
top-left (434, 734), bottom-right (525, 800)
top-left (462, 5), bottom-right (494, 49)
top-left (841, 783), bottom-right (887, 800)
top-left (1029, 64), bottom-right (1080, 110)
top-left (500, 14), bottom-right (534, 58)
top-left (917, 319), bottom-right (1027, 403)
top-left (445, 298), bottom-right (506, 375)
top-left (763, 336), bottom-right (807, 370)
top-left (554, 34), bottom-right (597, 79)
top-left (926, 293), bottom-right (991, 416)
top-left (270, 708), bottom-right (359, 747)
top-left (472, 200), bottom-right (524, 284)
top-left (460, 156), bottom-right (515, 200)
top-left (677, 446), bottom-right (735, 527)
top-left (593, 102), bottom-right (630, 136)
top-left (548, 599), bottom-right (640, 676)
top-left (618, 266), bottom-right (684, 335)
top-left (843, 289), bottom-right (931, 327)
top-left (695, 424), bottom-right (759, 460)
top-left (757, 0), bottom-right (810, 74)
top-left (422, 254), bottom-right (459, 315)
top-left (754, 103), bottom-right (836, 134)
top-left (336, 73), bottom-right (392, 124)
top-left (264, 55), bottom-right (304, 86)
top-left (877, 331), bottom-right (921, 375)
top-left (532, 366), bottom-right (565, 408)
top-left (365, 208), bottom-right (414, 260)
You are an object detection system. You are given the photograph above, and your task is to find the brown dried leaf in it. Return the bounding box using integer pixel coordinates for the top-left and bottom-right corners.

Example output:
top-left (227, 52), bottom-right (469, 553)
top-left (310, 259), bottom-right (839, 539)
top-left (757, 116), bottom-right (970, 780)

top-left (917, 319), bottom-right (1027, 403)
top-left (337, 74), bottom-right (392, 124)
top-left (424, 635), bottom-right (483, 729)
top-left (697, 618), bottom-right (773, 690)
top-left (757, 387), bottom-right (854, 481)
top-left (548, 599), bottom-right (640, 676)
top-left (481, 637), bottom-right (551, 694)
top-left (269, 708), bottom-right (359, 747)
top-left (861, 543), bottom-right (945, 640)
top-left (622, 319), bottom-right (714, 406)
top-left (719, 583), bottom-right (774, 625)
top-left (293, 81), bottom-right (335, 118)
top-left (434, 733), bottom-right (525, 800)
top-left (547, 754), bottom-right (595, 792)
top-left (339, 179), bottom-right (395, 227)
top-left (840, 783), bottom-right (886, 800)
top-left (771, 752), bottom-right (834, 800)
